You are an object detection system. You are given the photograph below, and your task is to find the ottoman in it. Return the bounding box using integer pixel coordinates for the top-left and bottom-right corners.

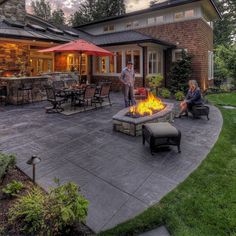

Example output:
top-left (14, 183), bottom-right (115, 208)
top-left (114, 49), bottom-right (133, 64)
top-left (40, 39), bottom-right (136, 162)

top-left (142, 122), bottom-right (181, 155)
top-left (189, 105), bottom-right (210, 120)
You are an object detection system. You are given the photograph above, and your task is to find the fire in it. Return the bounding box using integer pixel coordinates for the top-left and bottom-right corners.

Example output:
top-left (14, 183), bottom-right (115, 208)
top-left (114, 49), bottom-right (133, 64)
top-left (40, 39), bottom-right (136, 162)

top-left (130, 92), bottom-right (165, 116)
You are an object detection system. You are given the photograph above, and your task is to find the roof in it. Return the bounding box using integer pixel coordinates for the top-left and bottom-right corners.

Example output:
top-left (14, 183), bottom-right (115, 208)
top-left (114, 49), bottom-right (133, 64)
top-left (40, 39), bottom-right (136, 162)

top-left (93, 30), bottom-right (175, 47)
top-left (0, 14), bottom-right (174, 48)
top-left (76, 0), bottom-right (222, 28)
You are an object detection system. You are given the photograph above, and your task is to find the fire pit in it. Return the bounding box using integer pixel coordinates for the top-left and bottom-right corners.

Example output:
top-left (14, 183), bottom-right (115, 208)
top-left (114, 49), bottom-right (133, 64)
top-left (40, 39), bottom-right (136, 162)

top-left (113, 93), bottom-right (174, 136)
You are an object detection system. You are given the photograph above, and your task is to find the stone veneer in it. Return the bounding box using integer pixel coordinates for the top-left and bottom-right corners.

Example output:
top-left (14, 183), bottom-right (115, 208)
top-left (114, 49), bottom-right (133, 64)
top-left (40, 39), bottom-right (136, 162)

top-left (0, 0), bottom-right (26, 22)
top-left (113, 103), bottom-right (174, 136)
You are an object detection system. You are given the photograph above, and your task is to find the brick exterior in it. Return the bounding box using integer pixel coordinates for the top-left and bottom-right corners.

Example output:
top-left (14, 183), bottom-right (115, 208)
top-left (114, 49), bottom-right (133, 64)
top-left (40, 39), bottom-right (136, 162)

top-left (137, 18), bottom-right (213, 90)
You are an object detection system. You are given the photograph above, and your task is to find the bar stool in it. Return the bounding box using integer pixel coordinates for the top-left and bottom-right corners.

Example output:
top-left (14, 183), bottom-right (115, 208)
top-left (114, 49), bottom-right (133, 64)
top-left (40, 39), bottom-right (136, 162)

top-left (17, 82), bottom-right (34, 105)
top-left (0, 85), bottom-right (7, 106)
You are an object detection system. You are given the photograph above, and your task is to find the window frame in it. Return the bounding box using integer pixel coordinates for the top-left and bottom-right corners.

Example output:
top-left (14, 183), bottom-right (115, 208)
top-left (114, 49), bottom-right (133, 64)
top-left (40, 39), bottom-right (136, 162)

top-left (172, 49), bottom-right (187, 62)
top-left (208, 51), bottom-right (214, 80)
top-left (148, 50), bottom-right (163, 75)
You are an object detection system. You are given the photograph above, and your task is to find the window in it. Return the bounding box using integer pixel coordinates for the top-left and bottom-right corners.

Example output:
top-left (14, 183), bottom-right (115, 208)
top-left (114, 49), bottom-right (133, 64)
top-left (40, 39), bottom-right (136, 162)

top-left (125, 49), bottom-right (141, 74)
top-left (67, 54), bottom-right (87, 73)
top-left (149, 52), bottom-right (157, 74)
top-left (174, 12), bottom-right (184, 20)
top-left (208, 51), bottom-right (214, 80)
top-left (156, 16), bottom-right (164, 23)
top-left (148, 51), bottom-right (162, 75)
top-left (172, 49), bottom-right (187, 62)
top-left (101, 57), bottom-right (107, 73)
top-left (148, 17), bottom-right (155, 25)
top-left (185, 9), bottom-right (194, 18)
top-left (95, 57), bottom-right (101, 74)
top-left (104, 25), bottom-right (115, 32)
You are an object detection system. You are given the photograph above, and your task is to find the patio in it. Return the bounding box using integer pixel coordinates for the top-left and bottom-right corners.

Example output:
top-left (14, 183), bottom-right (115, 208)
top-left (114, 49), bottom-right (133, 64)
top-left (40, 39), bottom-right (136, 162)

top-left (1, 92), bottom-right (222, 233)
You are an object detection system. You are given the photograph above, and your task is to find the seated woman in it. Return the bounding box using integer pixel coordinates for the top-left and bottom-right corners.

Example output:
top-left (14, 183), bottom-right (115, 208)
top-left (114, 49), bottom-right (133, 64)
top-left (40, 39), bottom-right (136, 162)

top-left (176, 80), bottom-right (203, 118)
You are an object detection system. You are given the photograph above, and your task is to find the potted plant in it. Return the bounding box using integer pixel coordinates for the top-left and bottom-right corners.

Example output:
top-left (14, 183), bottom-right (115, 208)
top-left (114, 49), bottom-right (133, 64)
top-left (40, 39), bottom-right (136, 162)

top-left (146, 74), bottom-right (163, 96)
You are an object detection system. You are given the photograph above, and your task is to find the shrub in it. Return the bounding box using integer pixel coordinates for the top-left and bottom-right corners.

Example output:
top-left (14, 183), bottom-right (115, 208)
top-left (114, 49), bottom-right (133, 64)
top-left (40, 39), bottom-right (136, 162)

top-left (9, 188), bottom-right (45, 235)
top-left (146, 74), bottom-right (163, 95)
top-left (9, 181), bottom-right (89, 235)
top-left (2, 180), bottom-right (24, 197)
top-left (169, 50), bottom-right (193, 93)
top-left (175, 91), bottom-right (185, 101)
top-left (0, 153), bottom-right (16, 180)
top-left (44, 181), bottom-right (89, 234)
top-left (160, 88), bottom-right (171, 99)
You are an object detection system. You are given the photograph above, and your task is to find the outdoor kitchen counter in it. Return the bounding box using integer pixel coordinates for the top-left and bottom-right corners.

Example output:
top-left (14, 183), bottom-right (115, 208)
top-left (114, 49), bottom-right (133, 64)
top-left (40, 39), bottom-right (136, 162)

top-left (0, 76), bottom-right (49, 105)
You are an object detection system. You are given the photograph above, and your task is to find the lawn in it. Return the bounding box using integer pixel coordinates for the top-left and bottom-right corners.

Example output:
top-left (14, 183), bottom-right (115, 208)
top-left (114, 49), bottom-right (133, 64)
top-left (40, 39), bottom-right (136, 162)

top-left (99, 92), bottom-right (236, 236)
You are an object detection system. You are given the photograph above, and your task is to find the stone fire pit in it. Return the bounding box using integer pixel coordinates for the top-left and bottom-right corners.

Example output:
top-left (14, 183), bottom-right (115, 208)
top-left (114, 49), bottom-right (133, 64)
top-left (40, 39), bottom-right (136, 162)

top-left (113, 102), bottom-right (174, 136)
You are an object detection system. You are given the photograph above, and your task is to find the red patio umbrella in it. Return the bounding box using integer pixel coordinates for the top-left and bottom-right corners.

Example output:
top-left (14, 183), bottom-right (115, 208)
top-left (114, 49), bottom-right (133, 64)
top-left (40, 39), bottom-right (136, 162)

top-left (39, 39), bottom-right (113, 81)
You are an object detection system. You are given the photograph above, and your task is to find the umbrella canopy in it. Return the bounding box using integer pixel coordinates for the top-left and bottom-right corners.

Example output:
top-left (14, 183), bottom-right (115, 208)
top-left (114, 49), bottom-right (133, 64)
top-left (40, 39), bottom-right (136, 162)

top-left (39, 39), bottom-right (113, 56)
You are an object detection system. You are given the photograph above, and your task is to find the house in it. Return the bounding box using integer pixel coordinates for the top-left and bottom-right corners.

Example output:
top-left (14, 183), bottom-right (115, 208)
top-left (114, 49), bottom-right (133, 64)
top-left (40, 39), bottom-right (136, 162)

top-left (0, 0), bottom-right (221, 91)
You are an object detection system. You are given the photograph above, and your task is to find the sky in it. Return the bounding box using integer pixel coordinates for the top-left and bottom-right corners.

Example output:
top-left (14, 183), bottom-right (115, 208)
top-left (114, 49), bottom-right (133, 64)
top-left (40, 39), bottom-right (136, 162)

top-left (26, 0), bottom-right (151, 17)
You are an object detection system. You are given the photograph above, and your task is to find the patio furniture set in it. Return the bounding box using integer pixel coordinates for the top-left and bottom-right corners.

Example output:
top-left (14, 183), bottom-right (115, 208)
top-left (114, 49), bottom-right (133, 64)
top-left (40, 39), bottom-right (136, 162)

top-left (44, 80), bottom-right (112, 113)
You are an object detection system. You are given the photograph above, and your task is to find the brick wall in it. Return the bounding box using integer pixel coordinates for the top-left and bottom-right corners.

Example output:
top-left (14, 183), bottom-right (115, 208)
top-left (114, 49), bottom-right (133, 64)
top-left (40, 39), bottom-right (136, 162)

top-left (137, 18), bottom-right (213, 90)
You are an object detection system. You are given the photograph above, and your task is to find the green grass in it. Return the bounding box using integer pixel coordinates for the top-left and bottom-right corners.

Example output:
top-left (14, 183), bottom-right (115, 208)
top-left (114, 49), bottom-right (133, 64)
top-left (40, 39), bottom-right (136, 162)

top-left (99, 93), bottom-right (236, 236)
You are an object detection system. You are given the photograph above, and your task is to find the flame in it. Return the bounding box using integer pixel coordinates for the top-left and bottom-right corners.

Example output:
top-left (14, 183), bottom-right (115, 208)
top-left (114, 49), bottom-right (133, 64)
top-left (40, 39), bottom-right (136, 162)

top-left (130, 92), bottom-right (165, 116)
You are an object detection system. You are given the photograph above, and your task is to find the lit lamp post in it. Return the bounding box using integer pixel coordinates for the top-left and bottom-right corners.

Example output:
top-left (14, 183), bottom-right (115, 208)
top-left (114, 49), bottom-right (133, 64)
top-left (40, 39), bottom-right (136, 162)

top-left (27, 155), bottom-right (41, 184)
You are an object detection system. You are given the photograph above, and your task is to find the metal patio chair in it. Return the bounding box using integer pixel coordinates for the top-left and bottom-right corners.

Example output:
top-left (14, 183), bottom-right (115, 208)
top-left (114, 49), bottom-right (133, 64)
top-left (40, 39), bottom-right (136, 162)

top-left (44, 85), bottom-right (66, 113)
top-left (93, 82), bottom-right (112, 107)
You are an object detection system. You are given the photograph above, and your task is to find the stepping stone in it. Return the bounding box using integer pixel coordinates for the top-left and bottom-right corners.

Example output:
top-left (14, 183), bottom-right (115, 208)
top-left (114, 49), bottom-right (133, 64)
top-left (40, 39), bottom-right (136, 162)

top-left (222, 105), bottom-right (236, 110)
top-left (139, 226), bottom-right (170, 236)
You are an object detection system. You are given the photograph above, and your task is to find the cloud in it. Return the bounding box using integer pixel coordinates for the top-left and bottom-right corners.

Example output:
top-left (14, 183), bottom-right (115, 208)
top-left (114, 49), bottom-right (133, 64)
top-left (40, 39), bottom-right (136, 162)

top-left (26, 0), bottom-right (152, 16)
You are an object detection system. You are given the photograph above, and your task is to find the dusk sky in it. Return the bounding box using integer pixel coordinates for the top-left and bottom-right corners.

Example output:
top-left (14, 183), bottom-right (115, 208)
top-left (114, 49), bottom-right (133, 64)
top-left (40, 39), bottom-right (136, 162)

top-left (26, 0), bottom-right (151, 17)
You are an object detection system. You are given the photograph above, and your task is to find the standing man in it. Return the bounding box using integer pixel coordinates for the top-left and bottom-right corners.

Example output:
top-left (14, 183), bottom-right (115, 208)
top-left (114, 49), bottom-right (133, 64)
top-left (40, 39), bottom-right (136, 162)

top-left (120, 61), bottom-right (136, 107)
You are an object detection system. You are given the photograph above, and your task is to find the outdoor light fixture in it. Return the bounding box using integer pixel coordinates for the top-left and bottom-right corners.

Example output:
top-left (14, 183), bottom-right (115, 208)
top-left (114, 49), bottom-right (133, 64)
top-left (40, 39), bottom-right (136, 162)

top-left (27, 155), bottom-right (41, 183)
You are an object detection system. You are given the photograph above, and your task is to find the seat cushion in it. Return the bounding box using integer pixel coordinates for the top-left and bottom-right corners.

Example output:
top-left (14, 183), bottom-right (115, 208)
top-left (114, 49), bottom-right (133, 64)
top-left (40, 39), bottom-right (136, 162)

top-left (143, 122), bottom-right (179, 138)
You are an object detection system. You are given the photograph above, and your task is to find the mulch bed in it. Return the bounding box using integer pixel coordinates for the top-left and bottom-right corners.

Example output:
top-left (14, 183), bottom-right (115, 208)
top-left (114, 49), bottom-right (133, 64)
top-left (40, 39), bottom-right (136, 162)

top-left (0, 168), bottom-right (95, 236)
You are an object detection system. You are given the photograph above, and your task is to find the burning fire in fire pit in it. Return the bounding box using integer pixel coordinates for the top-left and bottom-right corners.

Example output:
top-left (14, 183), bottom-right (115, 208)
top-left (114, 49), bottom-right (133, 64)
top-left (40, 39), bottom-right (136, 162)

top-left (127, 92), bottom-right (165, 118)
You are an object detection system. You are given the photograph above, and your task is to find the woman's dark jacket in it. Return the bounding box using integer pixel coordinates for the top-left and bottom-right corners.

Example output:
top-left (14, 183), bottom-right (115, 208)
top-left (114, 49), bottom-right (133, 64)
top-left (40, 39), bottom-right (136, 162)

top-left (185, 88), bottom-right (203, 105)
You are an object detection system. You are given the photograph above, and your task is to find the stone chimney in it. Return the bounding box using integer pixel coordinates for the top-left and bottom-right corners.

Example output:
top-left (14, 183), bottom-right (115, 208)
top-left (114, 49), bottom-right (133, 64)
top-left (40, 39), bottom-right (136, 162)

top-left (0, 0), bottom-right (26, 23)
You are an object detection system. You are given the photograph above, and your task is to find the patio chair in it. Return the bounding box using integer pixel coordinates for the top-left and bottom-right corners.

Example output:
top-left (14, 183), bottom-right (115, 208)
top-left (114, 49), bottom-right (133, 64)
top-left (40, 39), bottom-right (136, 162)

top-left (77, 85), bottom-right (96, 111)
top-left (52, 81), bottom-right (65, 95)
top-left (44, 85), bottom-right (66, 113)
top-left (93, 82), bottom-right (112, 107)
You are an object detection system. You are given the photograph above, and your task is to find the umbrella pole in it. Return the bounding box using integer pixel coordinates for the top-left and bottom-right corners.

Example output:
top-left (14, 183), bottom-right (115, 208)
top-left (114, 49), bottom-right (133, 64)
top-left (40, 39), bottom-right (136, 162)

top-left (79, 53), bottom-right (82, 84)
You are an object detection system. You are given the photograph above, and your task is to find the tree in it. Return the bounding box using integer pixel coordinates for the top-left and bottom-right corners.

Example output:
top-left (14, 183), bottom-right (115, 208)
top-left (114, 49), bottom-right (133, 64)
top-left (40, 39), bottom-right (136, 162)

top-left (150, 0), bottom-right (159, 7)
top-left (214, 0), bottom-right (236, 46)
top-left (70, 0), bottom-right (126, 27)
top-left (51, 9), bottom-right (66, 25)
top-left (168, 50), bottom-right (193, 93)
top-left (31, 0), bottom-right (52, 21)
top-left (95, 0), bottom-right (126, 18)
top-left (69, 0), bottom-right (96, 26)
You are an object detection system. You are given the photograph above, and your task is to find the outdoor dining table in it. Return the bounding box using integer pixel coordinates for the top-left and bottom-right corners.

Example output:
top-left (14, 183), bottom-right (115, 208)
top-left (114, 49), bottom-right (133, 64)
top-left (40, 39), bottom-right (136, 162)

top-left (61, 87), bottom-right (85, 107)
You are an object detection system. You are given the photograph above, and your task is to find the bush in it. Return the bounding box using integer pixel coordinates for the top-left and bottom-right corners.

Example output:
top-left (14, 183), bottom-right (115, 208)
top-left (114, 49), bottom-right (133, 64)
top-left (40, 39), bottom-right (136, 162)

top-left (146, 74), bottom-right (164, 95)
top-left (160, 88), bottom-right (171, 99)
top-left (169, 50), bottom-right (193, 93)
top-left (9, 181), bottom-right (89, 235)
top-left (2, 180), bottom-right (24, 197)
top-left (9, 188), bottom-right (45, 235)
top-left (175, 91), bottom-right (185, 101)
top-left (44, 181), bottom-right (89, 234)
top-left (0, 153), bottom-right (16, 180)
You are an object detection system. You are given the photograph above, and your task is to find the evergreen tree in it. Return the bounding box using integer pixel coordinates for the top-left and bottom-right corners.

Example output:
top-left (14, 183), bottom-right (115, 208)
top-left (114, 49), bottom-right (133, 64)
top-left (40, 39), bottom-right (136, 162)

top-left (214, 0), bottom-right (236, 46)
top-left (51, 9), bottom-right (66, 26)
top-left (31, 0), bottom-right (52, 21)
top-left (150, 0), bottom-right (159, 7)
top-left (168, 50), bottom-right (193, 93)
top-left (70, 0), bottom-right (126, 27)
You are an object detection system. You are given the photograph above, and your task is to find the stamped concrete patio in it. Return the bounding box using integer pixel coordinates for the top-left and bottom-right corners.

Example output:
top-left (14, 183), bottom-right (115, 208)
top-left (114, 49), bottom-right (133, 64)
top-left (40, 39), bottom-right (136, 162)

top-left (1, 93), bottom-right (222, 233)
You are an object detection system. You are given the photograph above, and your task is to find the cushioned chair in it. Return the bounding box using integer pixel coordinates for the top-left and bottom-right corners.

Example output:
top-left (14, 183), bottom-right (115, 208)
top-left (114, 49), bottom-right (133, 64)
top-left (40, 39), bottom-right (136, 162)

top-left (142, 122), bottom-right (181, 155)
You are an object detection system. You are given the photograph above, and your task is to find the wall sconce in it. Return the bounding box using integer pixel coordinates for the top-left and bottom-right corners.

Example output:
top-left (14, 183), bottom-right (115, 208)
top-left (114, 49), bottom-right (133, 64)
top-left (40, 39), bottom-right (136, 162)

top-left (27, 155), bottom-right (41, 184)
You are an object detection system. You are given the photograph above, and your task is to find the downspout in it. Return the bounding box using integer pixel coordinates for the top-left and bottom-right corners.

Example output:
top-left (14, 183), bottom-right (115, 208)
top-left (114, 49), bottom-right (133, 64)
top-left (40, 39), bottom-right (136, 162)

top-left (137, 44), bottom-right (146, 87)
